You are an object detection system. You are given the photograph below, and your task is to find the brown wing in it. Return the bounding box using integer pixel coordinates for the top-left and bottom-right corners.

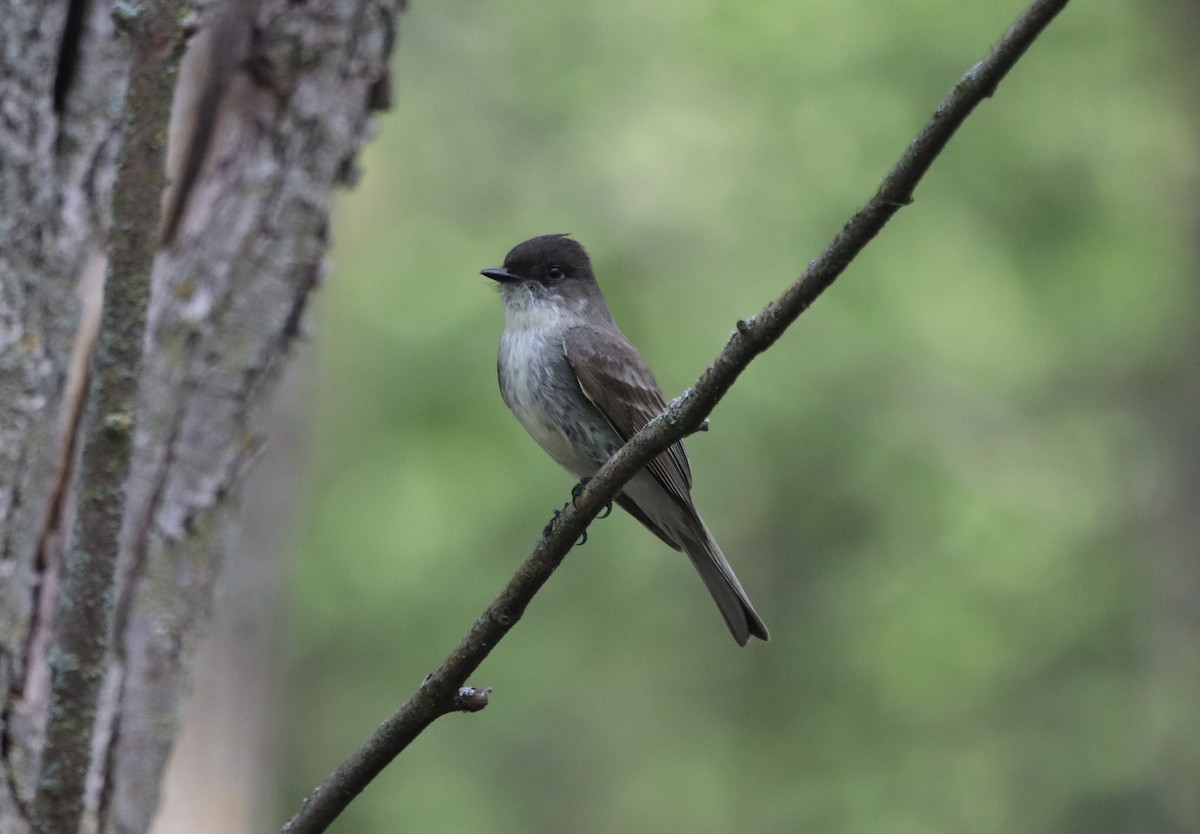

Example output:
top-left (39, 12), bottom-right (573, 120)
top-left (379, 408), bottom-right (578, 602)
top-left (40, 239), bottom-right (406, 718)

top-left (497, 357), bottom-right (510, 410)
top-left (563, 324), bottom-right (695, 512)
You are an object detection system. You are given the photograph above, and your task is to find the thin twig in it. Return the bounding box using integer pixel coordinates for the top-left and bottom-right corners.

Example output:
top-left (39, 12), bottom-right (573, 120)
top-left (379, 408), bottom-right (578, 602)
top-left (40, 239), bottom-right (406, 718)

top-left (281, 0), bottom-right (1069, 831)
top-left (30, 4), bottom-right (187, 833)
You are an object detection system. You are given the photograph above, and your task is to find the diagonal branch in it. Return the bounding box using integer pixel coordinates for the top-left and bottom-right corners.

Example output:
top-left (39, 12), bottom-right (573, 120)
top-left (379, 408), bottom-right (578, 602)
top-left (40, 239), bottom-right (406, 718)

top-left (281, 0), bottom-right (1070, 831)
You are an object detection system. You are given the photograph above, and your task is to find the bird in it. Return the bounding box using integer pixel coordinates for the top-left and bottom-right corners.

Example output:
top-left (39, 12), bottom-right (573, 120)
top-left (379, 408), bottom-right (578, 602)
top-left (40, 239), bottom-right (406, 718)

top-left (482, 234), bottom-right (768, 645)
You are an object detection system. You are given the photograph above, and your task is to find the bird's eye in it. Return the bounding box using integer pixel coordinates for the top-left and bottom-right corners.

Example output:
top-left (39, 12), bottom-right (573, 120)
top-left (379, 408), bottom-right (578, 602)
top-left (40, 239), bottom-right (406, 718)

top-left (546, 264), bottom-right (564, 280)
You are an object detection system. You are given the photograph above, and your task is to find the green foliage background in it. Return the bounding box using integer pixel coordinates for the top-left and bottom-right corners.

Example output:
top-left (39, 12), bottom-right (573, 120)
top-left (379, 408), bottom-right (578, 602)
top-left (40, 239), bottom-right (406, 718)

top-left (281, 0), bottom-right (1199, 831)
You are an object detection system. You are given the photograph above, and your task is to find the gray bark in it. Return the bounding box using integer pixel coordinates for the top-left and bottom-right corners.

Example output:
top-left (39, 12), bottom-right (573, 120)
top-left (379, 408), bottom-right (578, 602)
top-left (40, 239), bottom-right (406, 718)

top-left (0, 1), bottom-right (401, 831)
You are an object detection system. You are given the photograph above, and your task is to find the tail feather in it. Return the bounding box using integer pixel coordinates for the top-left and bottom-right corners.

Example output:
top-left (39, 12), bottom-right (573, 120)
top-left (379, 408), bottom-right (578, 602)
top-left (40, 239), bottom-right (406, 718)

top-left (680, 524), bottom-right (769, 646)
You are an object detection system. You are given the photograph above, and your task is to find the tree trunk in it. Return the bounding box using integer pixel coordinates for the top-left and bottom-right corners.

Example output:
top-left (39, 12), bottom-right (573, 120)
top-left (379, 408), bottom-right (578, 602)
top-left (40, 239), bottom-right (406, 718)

top-left (0, 2), bottom-right (401, 831)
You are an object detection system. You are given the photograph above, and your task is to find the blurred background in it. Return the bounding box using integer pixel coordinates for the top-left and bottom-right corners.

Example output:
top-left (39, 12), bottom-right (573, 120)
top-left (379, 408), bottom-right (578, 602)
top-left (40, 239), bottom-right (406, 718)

top-left (161, 0), bottom-right (1200, 832)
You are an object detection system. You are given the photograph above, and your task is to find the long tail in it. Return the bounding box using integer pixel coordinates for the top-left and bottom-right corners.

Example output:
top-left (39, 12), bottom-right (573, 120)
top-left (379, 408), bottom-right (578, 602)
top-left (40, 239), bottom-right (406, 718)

top-left (679, 522), bottom-right (769, 646)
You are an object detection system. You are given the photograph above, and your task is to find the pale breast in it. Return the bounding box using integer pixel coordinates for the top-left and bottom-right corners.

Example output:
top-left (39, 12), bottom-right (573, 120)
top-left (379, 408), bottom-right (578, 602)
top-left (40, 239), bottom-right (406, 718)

top-left (498, 325), bottom-right (618, 477)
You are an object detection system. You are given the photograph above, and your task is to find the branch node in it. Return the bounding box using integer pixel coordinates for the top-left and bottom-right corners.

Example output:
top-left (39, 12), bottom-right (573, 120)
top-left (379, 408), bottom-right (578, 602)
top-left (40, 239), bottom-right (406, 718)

top-left (541, 507), bottom-right (562, 539)
top-left (103, 411), bottom-right (134, 436)
top-left (453, 686), bottom-right (492, 713)
top-left (181, 10), bottom-right (200, 39)
top-left (112, 1), bottom-right (141, 29)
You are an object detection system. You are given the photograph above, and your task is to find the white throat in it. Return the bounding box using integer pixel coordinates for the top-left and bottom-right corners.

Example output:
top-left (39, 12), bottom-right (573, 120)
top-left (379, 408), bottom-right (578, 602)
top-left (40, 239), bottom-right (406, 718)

top-left (500, 284), bottom-right (589, 334)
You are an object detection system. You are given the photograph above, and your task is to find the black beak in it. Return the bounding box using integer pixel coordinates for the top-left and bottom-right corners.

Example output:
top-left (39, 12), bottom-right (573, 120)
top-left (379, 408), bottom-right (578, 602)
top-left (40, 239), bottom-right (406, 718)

top-left (481, 267), bottom-right (520, 283)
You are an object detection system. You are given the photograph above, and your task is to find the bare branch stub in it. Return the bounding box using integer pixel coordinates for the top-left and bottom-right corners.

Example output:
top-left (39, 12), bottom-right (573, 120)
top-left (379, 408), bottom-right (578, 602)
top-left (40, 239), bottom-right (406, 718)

top-left (453, 687), bottom-right (493, 713)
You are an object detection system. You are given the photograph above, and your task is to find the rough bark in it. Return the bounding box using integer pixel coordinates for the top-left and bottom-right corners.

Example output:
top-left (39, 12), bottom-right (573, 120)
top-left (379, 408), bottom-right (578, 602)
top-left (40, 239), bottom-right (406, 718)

top-left (0, 1), bottom-right (402, 831)
top-left (148, 368), bottom-right (299, 833)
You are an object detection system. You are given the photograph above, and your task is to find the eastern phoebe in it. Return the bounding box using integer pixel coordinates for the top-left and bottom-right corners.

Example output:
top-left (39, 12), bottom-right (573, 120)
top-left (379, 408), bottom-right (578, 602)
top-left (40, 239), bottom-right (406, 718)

top-left (482, 234), bottom-right (769, 645)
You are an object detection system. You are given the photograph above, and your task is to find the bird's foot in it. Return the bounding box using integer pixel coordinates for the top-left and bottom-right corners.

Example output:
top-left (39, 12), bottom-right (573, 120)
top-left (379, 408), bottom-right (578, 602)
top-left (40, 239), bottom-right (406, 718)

top-left (542, 504), bottom-right (591, 546)
top-left (570, 478), bottom-right (590, 503)
top-left (571, 477), bottom-right (613, 519)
